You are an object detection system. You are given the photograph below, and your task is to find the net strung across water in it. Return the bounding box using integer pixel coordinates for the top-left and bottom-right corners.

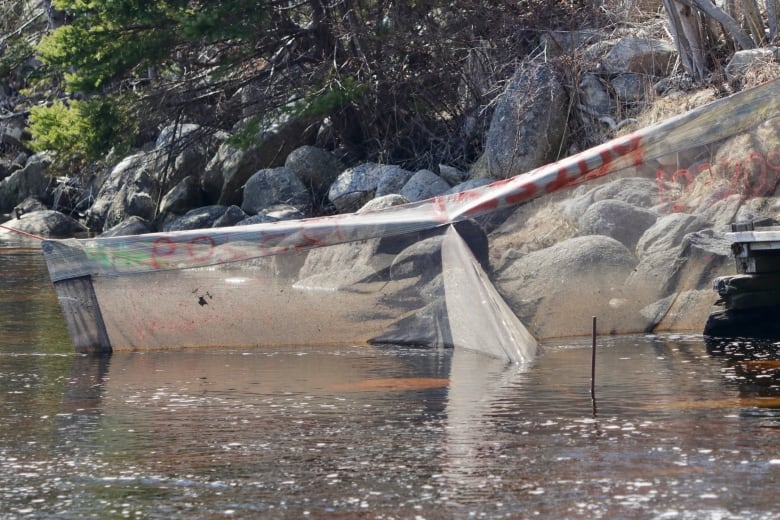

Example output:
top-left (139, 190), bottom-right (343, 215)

top-left (40, 80), bottom-right (780, 357)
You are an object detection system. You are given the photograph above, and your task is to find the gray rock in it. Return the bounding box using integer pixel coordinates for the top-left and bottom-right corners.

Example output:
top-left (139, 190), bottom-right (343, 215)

top-left (628, 228), bottom-right (731, 329)
top-left (358, 194), bottom-right (410, 213)
top-left (579, 73), bottom-right (614, 116)
top-left (328, 163), bottom-right (386, 213)
top-left (694, 195), bottom-right (742, 231)
top-left (202, 113), bottom-right (315, 206)
top-left (368, 300), bottom-right (452, 348)
top-left (0, 210), bottom-right (87, 238)
top-left (389, 236), bottom-right (444, 280)
top-left (649, 289), bottom-right (717, 333)
top-left (0, 152), bottom-right (50, 213)
top-left (559, 177), bottom-right (659, 223)
top-left (438, 164), bottom-right (469, 186)
top-left (259, 204), bottom-right (305, 221)
top-left (600, 38), bottom-right (677, 76)
top-left (297, 237), bottom-right (385, 285)
top-left (88, 152), bottom-right (158, 231)
top-left (611, 73), bottom-right (650, 103)
top-left (236, 214), bottom-right (278, 226)
top-left (163, 205), bottom-right (228, 231)
top-left (157, 175), bottom-right (204, 217)
top-left (725, 48), bottom-right (778, 84)
top-left (241, 167), bottom-right (310, 215)
top-left (100, 216), bottom-right (152, 237)
top-left (103, 187), bottom-right (156, 232)
top-left (400, 169), bottom-right (451, 202)
top-left (577, 199), bottom-right (657, 250)
top-left (149, 125), bottom-right (225, 199)
top-left (495, 235), bottom-right (638, 337)
top-left (155, 123), bottom-right (202, 150)
top-left (284, 145), bottom-right (345, 193)
top-left (635, 212), bottom-right (707, 258)
top-left (484, 61), bottom-right (568, 179)
top-left (212, 205), bottom-right (247, 227)
top-left (13, 197), bottom-right (46, 217)
top-left (541, 30), bottom-right (601, 55)
top-left (375, 165), bottom-right (415, 197)
top-left (445, 178), bottom-right (493, 194)
top-left (293, 264), bottom-right (380, 291)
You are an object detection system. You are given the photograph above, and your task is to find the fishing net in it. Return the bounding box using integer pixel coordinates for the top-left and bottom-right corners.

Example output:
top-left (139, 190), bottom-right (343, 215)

top-left (42, 80), bottom-right (780, 358)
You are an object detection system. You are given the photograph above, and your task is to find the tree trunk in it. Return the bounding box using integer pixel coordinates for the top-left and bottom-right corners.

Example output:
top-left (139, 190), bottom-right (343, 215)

top-left (691, 0), bottom-right (755, 49)
top-left (663, 0), bottom-right (709, 81)
top-left (768, 0), bottom-right (779, 40)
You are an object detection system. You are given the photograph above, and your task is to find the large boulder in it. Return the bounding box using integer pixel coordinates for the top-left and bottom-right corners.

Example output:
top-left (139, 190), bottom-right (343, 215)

top-left (153, 123), bottom-right (224, 190)
top-left (577, 199), bottom-right (657, 250)
top-left (558, 176), bottom-right (659, 223)
top-left (495, 235), bottom-right (639, 337)
top-left (400, 169), bottom-right (452, 202)
top-left (0, 152), bottom-right (50, 213)
top-left (88, 152), bottom-right (158, 232)
top-left (635, 212), bottom-right (708, 258)
top-left (627, 218), bottom-right (730, 326)
top-left (599, 38), bottom-right (677, 76)
top-left (241, 167), bottom-right (310, 215)
top-left (374, 165), bottom-right (415, 197)
top-left (483, 61), bottom-right (568, 179)
top-left (0, 209), bottom-right (87, 238)
top-left (636, 229), bottom-right (732, 332)
top-left (673, 117), bottom-right (780, 217)
top-left (284, 145), bottom-right (345, 196)
top-left (627, 213), bottom-right (711, 307)
top-left (156, 175), bottom-right (204, 220)
top-left (328, 163), bottom-right (386, 213)
top-left (100, 215), bottom-right (152, 237)
top-left (201, 113), bottom-right (316, 206)
top-left (162, 205), bottom-right (228, 231)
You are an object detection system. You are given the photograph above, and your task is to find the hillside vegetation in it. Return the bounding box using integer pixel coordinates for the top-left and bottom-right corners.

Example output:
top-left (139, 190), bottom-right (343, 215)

top-left (1, 0), bottom-right (778, 176)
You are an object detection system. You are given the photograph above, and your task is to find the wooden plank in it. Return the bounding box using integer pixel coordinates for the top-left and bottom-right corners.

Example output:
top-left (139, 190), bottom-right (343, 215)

top-left (728, 230), bottom-right (780, 244)
top-left (53, 276), bottom-right (112, 354)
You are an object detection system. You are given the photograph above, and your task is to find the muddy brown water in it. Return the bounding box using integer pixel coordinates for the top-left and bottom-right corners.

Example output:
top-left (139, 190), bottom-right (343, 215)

top-left (1, 241), bottom-right (780, 519)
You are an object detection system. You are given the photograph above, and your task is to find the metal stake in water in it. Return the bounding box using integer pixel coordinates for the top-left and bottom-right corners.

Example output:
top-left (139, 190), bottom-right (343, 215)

top-left (591, 316), bottom-right (597, 416)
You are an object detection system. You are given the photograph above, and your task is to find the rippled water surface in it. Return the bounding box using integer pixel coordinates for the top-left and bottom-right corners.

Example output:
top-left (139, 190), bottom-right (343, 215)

top-left (2, 240), bottom-right (780, 519)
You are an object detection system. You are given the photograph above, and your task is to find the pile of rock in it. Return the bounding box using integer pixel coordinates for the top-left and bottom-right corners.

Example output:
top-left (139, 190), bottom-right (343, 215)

top-left (0, 34), bottom-right (712, 237)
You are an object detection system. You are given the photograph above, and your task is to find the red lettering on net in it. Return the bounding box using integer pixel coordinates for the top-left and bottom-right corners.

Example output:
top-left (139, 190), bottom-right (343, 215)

top-left (586, 134), bottom-right (644, 183)
top-left (461, 193), bottom-right (500, 217)
top-left (151, 237), bottom-right (176, 269)
top-left (504, 182), bottom-right (539, 205)
top-left (544, 169), bottom-right (571, 194)
top-left (258, 231), bottom-right (292, 253)
top-left (671, 168), bottom-right (693, 188)
top-left (613, 134), bottom-right (642, 160)
top-left (298, 226), bottom-right (332, 250)
top-left (187, 236), bottom-right (216, 263)
top-left (433, 195), bottom-right (450, 224)
top-left (693, 161), bottom-right (713, 177)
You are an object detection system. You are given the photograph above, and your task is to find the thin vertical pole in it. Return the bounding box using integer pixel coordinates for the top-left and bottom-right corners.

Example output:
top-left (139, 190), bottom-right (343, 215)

top-left (590, 316), bottom-right (597, 413)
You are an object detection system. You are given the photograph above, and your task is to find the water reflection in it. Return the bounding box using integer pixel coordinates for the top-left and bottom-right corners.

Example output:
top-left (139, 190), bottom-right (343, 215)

top-left (5, 338), bottom-right (780, 517)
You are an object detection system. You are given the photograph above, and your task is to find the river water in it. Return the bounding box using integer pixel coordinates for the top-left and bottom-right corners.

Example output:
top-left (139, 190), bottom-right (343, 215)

top-left (1, 238), bottom-right (780, 519)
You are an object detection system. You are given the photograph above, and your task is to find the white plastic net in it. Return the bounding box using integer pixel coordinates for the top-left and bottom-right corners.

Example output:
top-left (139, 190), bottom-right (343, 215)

top-left (42, 80), bottom-right (780, 357)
